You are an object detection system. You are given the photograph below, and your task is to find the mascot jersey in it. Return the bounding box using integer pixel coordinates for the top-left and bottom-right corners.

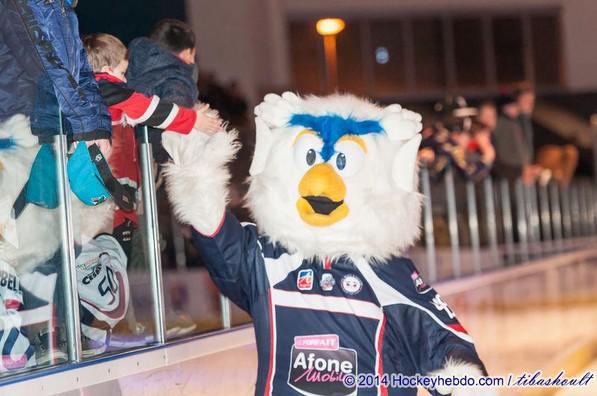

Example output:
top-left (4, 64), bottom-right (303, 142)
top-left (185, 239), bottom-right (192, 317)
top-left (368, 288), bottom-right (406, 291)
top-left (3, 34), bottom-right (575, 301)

top-left (193, 213), bottom-right (484, 396)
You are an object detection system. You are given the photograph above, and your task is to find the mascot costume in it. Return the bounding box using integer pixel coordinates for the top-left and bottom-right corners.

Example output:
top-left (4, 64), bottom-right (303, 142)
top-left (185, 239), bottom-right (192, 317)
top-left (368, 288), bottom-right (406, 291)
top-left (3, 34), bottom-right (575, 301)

top-left (163, 93), bottom-right (493, 396)
top-left (0, 115), bottom-right (129, 369)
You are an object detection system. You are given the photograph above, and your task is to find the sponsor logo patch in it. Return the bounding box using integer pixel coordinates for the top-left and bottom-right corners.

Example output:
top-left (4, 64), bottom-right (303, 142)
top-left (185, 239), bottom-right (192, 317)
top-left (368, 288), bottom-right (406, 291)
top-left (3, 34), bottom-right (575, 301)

top-left (411, 271), bottom-right (431, 294)
top-left (297, 269), bottom-right (314, 291)
top-left (340, 274), bottom-right (362, 295)
top-left (319, 273), bottom-right (335, 292)
top-left (288, 334), bottom-right (358, 396)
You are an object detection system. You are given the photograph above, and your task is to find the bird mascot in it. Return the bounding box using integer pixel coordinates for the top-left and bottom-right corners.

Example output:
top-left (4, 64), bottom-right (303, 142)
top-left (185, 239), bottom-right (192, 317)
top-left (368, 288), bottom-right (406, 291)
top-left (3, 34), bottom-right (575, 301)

top-left (0, 115), bottom-right (129, 368)
top-left (162, 93), bottom-right (494, 396)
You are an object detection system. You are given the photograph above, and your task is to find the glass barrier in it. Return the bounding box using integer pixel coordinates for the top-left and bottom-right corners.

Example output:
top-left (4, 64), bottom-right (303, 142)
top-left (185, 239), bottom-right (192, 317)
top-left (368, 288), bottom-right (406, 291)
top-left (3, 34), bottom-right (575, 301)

top-left (0, 120), bottom-right (70, 375)
top-left (69, 127), bottom-right (157, 359)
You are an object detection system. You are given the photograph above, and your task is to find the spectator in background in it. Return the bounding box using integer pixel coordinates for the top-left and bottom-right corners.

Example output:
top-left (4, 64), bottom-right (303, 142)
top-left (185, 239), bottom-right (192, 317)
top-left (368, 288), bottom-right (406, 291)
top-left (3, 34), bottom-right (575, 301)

top-left (536, 144), bottom-right (578, 186)
top-left (419, 96), bottom-right (494, 182)
top-left (478, 100), bottom-right (498, 132)
top-left (493, 94), bottom-right (542, 184)
top-left (513, 83), bottom-right (579, 186)
top-left (515, 84), bottom-right (536, 160)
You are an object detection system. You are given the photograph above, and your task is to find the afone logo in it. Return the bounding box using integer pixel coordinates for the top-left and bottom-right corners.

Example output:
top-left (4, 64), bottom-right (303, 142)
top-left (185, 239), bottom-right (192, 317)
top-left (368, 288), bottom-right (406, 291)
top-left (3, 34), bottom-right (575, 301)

top-left (288, 334), bottom-right (357, 396)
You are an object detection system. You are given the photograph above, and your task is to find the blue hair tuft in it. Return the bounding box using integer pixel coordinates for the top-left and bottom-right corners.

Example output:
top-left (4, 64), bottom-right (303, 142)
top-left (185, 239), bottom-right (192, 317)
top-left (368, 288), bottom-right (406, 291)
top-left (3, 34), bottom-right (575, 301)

top-left (288, 114), bottom-right (384, 161)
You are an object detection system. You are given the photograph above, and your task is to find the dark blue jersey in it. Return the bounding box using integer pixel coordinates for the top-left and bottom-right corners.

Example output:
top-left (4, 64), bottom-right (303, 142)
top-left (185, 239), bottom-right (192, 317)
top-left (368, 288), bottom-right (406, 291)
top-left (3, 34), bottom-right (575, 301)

top-left (193, 212), bottom-right (485, 396)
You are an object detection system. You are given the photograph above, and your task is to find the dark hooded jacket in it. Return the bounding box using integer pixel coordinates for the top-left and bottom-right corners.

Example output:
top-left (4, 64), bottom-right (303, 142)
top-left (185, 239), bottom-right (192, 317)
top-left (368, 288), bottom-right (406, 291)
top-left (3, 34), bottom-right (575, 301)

top-left (126, 37), bottom-right (198, 108)
top-left (0, 0), bottom-right (111, 140)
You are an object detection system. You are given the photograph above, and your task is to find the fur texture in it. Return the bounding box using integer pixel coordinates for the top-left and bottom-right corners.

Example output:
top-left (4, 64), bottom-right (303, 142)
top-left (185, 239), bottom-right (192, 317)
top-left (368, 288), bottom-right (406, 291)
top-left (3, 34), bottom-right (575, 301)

top-left (162, 129), bottom-right (241, 235)
top-left (248, 93), bottom-right (423, 262)
top-left (431, 358), bottom-right (498, 396)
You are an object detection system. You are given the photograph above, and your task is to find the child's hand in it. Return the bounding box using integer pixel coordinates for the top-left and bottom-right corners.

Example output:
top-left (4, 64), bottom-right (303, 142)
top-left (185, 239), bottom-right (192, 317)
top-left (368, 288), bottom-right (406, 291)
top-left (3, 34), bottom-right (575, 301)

top-left (194, 104), bottom-right (222, 134)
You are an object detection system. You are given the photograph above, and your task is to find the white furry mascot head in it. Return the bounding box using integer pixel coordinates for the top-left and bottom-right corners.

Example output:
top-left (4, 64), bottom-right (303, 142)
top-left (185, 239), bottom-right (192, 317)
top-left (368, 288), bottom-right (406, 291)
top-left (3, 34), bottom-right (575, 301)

top-left (246, 92), bottom-right (423, 261)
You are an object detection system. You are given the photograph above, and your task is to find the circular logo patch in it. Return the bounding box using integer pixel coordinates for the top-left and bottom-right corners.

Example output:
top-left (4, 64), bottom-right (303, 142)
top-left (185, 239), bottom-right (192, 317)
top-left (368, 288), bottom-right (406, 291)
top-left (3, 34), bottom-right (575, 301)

top-left (340, 274), bottom-right (362, 295)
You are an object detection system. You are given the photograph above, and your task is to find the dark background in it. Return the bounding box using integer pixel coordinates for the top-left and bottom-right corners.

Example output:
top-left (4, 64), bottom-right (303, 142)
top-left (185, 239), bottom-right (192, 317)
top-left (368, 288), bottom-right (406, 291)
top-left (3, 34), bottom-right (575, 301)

top-left (77, 0), bottom-right (187, 43)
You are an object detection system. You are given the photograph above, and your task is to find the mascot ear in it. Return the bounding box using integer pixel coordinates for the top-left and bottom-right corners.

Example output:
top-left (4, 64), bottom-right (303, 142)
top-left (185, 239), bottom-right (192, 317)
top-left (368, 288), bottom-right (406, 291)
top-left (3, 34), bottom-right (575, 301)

top-left (392, 134), bottom-right (422, 193)
top-left (249, 117), bottom-right (274, 176)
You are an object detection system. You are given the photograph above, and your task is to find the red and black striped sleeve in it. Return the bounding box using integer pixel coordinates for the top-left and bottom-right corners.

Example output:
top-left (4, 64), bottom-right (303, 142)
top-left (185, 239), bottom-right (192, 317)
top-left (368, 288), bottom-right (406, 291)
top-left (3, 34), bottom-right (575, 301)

top-left (97, 79), bottom-right (197, 134)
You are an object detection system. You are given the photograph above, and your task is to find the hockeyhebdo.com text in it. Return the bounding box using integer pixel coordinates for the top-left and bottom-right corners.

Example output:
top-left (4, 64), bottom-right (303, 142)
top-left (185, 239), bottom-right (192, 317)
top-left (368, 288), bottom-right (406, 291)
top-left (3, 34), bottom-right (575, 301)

top-left (341, 370), bottom-right (595, 390)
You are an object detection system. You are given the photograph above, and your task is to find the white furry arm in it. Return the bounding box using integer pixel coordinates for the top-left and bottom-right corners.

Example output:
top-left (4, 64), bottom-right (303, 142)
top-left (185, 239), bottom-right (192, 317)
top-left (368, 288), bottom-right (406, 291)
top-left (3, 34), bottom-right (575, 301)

top-left (432, 359), bottom-right (499, 396)
top-left (162, 130), bottom-right (240, 235)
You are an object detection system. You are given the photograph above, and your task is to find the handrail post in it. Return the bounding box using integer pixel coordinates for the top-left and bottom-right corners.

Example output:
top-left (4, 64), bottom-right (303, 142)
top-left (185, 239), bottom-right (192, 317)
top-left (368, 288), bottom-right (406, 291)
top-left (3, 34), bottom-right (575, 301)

top-left (578, 181), bottom-right (589, 236)
top-left (500, 179), bottom-right (515, 264)
top-left (220, 295), bottom-right (232, 329)
top-left (515, 179), bottom-right (529, 262)
top-left (570, 183), bottom-right (581, 237)
top-left (538, 181), bottom-right (552, 251)
top-left (138, 126), bottom-right (167, 343)
top-left (549, 182), bottom-right (564, 251)
top-left (466, 181), bottom-right (481, 274)
top-left (445, 167), bottom-right (461, 277)
top-left (483, 178), bottom-right (500, 268)
top-left (584, 180), bottom-right (597, 235)
top-left (421, 166), bottom-right (437, 282)
top-left (525, 183), bottom-right (541, 255)
top-left (55, 131), bottom-right (82, 363)
top-left (561, 184), bottom-right (573, 240)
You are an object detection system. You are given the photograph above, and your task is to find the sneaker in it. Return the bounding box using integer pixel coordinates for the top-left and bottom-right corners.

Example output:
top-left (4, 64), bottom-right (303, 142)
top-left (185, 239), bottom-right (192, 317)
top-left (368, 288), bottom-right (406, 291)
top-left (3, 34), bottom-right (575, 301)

top-left (165, 311), bottom-right (197, 339)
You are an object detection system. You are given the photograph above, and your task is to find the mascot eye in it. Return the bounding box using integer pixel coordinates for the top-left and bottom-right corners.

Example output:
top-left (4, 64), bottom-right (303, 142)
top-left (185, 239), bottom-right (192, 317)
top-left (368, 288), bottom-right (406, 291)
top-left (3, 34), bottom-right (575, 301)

top-left (293, 132), bottom-right (323, 172)
top-left (306, 149), bottom-right (317, 166)
top-left (336, 153), bottom-right (346, 170)
top-left (332, 141), bottom-right (365, 177)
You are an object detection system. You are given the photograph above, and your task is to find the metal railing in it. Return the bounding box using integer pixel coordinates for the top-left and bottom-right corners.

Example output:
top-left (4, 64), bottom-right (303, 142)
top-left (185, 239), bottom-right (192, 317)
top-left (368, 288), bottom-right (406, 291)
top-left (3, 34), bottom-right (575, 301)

top-left (417, 164), bottom-right (597, 283)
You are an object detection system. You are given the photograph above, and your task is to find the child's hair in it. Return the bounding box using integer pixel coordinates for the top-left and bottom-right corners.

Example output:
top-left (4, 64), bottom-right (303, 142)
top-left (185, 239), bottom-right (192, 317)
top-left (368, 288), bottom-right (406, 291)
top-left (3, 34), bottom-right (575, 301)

top-left (149, 19), bottom-right (196, 53)
top-left (83, 33), bottom-right (128, 73)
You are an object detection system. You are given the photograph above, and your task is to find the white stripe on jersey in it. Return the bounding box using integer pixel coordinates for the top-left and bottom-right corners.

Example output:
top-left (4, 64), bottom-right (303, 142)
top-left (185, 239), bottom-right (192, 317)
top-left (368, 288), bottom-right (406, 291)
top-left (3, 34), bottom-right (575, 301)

top-left (271, 288), bottom-right (383, 321)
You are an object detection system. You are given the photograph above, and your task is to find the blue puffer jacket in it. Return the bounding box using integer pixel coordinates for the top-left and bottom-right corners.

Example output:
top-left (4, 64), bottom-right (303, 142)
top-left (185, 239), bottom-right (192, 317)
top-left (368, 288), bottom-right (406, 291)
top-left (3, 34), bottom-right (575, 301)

top-left (0, 0), bottom-right (111, 141)
top-left (126, 37), bottom-right (198, 108)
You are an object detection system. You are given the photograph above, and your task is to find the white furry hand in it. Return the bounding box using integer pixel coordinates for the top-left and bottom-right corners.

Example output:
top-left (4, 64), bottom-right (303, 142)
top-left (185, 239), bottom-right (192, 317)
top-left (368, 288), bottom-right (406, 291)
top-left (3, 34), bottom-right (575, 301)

top-left (432, 359), bottom-right (499, 396)
top-left (162, 130), bottom-right (240, 235)
top-left (380, 104), bottom-right (423, 141)
top-left (254, 91), bottom-right (301, 128)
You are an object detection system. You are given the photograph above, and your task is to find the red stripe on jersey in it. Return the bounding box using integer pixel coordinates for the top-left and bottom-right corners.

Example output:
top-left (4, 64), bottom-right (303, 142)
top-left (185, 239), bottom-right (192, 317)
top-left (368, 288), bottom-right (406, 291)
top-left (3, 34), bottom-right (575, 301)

top-left (166, 107), bottom-right (196, 134)
top-left (376, 315), bottom-right (388, 396)
top-left (448, 323), bottom-right (469, 334)
top-left (323, 257), bottom-right (332, 270)
top-left (264, 289), bottom-right (276, 396)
